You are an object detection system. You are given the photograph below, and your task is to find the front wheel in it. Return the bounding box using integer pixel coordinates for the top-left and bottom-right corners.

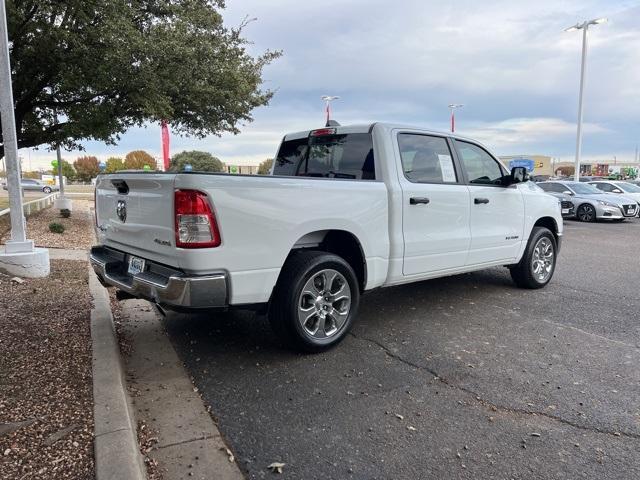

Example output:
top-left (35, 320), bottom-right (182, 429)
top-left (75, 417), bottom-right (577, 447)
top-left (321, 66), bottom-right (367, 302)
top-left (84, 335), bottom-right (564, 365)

top-left (43, 186), bottom-right (52, 194)
top-left (576, 203), bottom-right (596, 222)
top-left (509, 226), bottom-right (557, 289)
top-left (269, 250), bottom-right (360, 352)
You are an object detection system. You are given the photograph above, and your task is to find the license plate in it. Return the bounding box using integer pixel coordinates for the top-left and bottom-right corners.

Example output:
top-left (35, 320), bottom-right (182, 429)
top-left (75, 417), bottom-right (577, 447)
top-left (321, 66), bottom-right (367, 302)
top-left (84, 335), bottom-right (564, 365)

top-left (561, 208), bottom-right (570, 214)
top-left (127, 256), bottom-right (145, 275)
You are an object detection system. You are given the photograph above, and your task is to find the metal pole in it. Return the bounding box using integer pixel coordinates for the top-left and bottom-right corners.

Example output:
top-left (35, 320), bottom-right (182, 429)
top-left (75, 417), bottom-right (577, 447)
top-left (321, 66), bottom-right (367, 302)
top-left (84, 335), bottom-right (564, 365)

top-left (0, 0), bottom-right (28, 247)
top-left (573, 25), bottom-right (589, 181)
top-left (56, 146), bottom-right (65, 195)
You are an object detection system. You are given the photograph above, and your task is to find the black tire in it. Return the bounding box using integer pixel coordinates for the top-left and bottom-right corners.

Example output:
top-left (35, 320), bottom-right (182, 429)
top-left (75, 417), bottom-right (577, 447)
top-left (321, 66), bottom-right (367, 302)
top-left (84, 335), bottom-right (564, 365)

top-left (268, 250), bottom-right (360, 353)
top-left (43, 186), bottom-right (52, 194)
top-left (576, 203), bottom-right (596, 222)
top-left (509, 226), bottom-right (557, 289)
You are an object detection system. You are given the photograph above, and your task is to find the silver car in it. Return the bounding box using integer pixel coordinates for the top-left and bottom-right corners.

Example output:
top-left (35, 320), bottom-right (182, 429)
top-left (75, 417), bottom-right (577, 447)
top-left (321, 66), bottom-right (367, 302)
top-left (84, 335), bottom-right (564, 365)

top-left (538, 181), bottom-right (639, 222)
top-left (2, 178), bottom-right (59, 194)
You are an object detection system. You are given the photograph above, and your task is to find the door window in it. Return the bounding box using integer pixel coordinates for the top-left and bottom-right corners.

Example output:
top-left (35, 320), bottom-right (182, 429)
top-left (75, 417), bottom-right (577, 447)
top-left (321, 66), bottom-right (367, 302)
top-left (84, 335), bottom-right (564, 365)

top-left (454, 140), bottom-right (505, 185)
top-left (397, 134), bottom-right (457, 184)
top-left (593, 182), bottom-right (613, 192)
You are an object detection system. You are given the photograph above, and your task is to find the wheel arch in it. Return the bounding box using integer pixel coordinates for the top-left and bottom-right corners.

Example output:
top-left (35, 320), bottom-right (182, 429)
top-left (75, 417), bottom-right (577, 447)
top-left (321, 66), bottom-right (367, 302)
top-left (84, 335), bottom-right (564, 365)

top-left (532, 216), bottom-right (559, 242)
top-left (284, 229), bottom-right (367, 292)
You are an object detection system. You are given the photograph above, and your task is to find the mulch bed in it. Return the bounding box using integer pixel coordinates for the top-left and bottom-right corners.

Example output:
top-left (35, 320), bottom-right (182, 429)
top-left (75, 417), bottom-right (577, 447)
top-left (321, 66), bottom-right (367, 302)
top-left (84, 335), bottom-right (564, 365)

top-left (1, 199), bottom-right (94, 250)
top-left (0, 260), bottom-right (94, 479)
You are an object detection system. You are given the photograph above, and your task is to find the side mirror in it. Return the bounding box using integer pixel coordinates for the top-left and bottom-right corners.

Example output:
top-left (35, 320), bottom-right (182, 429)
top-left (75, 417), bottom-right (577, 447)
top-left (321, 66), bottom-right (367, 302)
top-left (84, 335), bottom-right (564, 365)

top-left (562, 190), bottom-right (574, 196)
top-left (508, 166), bottom-right (529, 185)
top-left (612, 188), bottom-right (622, 193)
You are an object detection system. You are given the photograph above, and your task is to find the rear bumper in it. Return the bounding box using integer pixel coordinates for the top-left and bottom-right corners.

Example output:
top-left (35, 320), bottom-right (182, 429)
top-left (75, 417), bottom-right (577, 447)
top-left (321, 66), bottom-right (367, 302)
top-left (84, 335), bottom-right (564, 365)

top-left (89, 245), bottom-right (228, 310)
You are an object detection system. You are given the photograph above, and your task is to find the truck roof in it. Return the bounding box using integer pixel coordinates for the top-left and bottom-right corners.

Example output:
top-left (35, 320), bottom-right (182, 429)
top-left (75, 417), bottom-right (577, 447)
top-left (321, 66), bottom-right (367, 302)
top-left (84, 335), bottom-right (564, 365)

top-left (283, 122), bottom-right (480, 144)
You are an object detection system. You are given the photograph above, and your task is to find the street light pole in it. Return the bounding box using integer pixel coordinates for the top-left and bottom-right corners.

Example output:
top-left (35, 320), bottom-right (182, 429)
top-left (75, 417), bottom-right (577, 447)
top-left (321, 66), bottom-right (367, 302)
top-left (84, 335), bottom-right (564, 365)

top-left (0, 0), bottom-right (27, 246)
top-left (448, 104), bottom-right (464, 133)
top-left (565, 17), bottom-right (607, 181)
top-left (0, 0), bottom-right (49, 276)
top-left (321, 95), bottom-right (340, 126)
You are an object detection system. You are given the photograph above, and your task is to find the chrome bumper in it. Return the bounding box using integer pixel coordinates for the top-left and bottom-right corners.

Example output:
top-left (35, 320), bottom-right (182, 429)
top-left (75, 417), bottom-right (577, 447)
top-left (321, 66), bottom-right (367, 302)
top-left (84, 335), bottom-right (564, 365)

top-left (89, 246), bottom-right (228, 310)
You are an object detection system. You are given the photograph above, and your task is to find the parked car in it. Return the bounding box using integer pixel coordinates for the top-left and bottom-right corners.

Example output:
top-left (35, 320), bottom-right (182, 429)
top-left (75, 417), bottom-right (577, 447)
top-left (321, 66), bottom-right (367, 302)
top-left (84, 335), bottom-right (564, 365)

top-left (540, 189), bottom-right (575, 218)
top-left (588, 180), bottom-right (640, 207)
top-left (538, 181), bottom-right (638, 222)
top-left (91, 123), bottom-right (563, 351)
top-left (2, 178), bottom-right (59, 194)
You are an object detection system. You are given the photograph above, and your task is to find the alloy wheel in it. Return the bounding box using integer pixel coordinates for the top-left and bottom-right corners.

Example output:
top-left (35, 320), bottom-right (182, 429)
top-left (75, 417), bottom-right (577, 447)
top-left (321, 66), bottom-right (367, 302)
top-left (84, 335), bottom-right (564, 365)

top-left (531, 237), bottom-right (554, 283)
top-left (297, 269), bottom-right (351, 339)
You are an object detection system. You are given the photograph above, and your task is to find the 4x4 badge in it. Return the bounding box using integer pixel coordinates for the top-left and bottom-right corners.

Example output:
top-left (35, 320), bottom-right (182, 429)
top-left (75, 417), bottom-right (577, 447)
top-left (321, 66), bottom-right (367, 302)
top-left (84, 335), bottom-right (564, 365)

top-left (116, 200), bottom-right (127, 223)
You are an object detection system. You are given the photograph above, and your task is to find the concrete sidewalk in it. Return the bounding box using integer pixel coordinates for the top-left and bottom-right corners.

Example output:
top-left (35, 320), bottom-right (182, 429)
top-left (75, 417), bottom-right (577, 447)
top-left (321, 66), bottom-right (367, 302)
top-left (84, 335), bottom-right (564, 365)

top-left (117, 299), bottom-right (244, 480)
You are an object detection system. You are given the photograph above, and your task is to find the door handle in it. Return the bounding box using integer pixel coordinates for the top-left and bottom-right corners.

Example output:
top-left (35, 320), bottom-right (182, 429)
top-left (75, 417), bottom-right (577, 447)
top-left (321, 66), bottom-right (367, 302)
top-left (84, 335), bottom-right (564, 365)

top-left (410, 197), bottom-right (430, 205)
top-left (474, 198), bottom-right (490, 204)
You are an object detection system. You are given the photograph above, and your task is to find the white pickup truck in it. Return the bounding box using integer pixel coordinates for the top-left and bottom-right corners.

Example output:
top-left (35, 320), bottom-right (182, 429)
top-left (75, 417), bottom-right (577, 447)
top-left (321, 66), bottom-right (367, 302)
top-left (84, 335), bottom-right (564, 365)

top-left (91, 123), bottom-right (563, 351)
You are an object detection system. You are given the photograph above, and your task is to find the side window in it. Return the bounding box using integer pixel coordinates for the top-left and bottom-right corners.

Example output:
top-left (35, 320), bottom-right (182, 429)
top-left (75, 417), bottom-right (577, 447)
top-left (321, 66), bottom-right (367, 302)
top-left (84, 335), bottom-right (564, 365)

top-left (397, 134), bottom-right (457, 184)
top-left (454, 140), bottom-right (505, 185)
top-left (594, 183), bottom-right (612, 192)
top-left (538, 183), bottom-right (552, 192)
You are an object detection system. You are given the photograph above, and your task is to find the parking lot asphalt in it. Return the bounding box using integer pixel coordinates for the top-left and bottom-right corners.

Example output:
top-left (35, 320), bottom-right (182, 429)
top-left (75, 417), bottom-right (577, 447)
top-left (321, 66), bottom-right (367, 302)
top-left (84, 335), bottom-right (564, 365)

top-left (164, 218), bottom-right (640, 480)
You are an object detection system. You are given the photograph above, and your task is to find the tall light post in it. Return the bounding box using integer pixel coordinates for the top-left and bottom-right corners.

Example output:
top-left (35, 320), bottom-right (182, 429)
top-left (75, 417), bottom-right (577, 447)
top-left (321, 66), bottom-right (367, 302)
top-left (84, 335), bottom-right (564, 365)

top-left (565, 17), bottom-right (607, 181)
top-left (321, 95), bottom-right (340, 126)
top-left (448, 104), bottom-right (464, 133)
top-left (0, 0), bottom-right (49, 276)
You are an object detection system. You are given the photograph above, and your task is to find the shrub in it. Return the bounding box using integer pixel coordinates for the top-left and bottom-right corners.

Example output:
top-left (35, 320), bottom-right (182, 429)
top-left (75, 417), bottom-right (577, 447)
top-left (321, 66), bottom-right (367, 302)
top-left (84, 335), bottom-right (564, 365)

top-left (49, 222), bottom-right (65, 234)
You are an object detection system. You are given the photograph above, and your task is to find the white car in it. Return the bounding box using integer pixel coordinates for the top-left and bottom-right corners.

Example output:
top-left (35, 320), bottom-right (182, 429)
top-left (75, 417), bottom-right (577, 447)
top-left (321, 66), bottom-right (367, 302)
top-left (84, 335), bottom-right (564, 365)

top-left (588, 180), bottom-right (640, 207)
top-left (90, 123), bottom-right (563, 351)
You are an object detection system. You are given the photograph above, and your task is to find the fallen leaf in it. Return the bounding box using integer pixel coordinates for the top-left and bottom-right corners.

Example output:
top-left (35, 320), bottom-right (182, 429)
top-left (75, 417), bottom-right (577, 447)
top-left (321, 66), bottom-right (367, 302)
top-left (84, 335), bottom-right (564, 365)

top-left (407, 426), bottom-right (416, 431)
top-left (268, 462), bottom-right (286, 474)
top-left (220, 447), bottom-right (234, 462)
top-left (395, 414), bottom-right (404, 420)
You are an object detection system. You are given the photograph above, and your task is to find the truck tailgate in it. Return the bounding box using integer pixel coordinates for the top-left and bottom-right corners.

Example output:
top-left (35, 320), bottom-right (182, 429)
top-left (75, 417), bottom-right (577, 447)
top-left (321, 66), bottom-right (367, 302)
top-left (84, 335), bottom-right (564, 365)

top-left (95, 174), bottom-right (179, 266)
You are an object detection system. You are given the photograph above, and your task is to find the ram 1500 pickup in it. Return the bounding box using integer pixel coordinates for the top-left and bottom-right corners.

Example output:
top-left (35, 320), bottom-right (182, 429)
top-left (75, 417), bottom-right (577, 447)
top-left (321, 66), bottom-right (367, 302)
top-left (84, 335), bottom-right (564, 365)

top-left (90, 123), bottom-right (563, 351)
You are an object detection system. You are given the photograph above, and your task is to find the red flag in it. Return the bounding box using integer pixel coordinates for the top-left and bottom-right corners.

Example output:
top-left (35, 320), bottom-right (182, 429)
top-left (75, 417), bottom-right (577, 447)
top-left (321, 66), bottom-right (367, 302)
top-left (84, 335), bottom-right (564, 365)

top-left (161, 120), bottom-right (170, 170)
top-left (450, 111), bottom-right (455, 133)
top-left (325, 103), bottom-right (330, 126)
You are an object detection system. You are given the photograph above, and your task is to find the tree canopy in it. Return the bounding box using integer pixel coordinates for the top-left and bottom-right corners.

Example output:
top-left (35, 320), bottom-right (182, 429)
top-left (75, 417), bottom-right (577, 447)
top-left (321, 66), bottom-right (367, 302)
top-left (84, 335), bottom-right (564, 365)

top-left (105, 157), bottom-right (125, 173)
top-left (73, 156), bottom-right (100, 182)
top-left (257, 158), bottom-right (273, 175)
top-left (124, 150), bottom-right (155, 170)
top-left (51, 159), bottom-right (76, 181)
top-left (0, 1), bottom-right (280, 159)
top-left (170, 150), bottom-right (224, 172)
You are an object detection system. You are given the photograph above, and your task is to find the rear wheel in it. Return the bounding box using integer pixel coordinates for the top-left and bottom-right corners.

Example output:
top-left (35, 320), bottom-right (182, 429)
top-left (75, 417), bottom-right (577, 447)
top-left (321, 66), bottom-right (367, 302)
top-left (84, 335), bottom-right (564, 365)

top-left (269, 250), bottom-right (360, 352)
top-left (576, 203), bottom-right (596, 222)
top-left (509, 226), bottom-right (557, 289)
top-left (43, 186), bottom-right (52, 194)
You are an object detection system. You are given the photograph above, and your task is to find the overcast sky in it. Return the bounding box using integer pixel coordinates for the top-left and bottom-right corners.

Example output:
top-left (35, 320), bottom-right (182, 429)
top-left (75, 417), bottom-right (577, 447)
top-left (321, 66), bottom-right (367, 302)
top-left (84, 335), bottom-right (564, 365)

top-left (21, 0), bottom-right (640, 170)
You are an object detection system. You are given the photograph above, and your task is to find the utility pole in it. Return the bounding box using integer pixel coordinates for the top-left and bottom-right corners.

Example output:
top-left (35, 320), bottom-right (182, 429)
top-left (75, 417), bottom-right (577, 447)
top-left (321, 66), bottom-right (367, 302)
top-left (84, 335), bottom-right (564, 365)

top-left (0, 0), bottom-right (49, 276)
top-left (565, 17), bottom-right (607, 181)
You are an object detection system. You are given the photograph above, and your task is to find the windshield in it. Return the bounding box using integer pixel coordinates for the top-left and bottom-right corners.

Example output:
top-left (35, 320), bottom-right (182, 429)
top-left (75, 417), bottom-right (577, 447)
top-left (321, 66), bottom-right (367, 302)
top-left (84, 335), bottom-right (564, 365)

top-left (565, 182), bottom-right (601, 195)
top-left (616, 182), bottom-right (640, 193)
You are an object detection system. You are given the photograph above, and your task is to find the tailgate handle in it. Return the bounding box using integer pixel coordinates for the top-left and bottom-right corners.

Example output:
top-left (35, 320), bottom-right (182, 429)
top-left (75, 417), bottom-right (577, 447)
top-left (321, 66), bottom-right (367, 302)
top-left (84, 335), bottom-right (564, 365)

top-left (111, 179), bottom-right (129, 195)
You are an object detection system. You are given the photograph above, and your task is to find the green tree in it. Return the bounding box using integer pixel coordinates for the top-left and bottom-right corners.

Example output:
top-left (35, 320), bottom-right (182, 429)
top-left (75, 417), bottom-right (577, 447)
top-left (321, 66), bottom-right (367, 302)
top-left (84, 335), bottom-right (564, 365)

top-left (170, 151), bottom-right (224, 172)
top-left (257, 158), bottom-right (273, 175)
top-left (73, 156), bottom-right (100, 182)
top-left (50, 160), bottom-right (76, 181)
top-left (0, 1), bottom-right (280, 159)
top-left (105, 157), bottom-right (125, 173)
top-left (124, 150), bottom-right (155, 170)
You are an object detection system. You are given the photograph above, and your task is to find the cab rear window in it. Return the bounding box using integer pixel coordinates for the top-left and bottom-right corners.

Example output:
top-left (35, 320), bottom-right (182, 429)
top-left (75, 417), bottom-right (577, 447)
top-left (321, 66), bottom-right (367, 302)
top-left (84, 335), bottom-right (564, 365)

top-left (273, 133), bottom-right (375, 180)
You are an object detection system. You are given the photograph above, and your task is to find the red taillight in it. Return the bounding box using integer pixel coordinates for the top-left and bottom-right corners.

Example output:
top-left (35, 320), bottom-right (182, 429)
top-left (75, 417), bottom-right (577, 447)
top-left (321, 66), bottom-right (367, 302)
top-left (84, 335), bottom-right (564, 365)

top-left (174, 190), bottom-right (221, 248)
top-left (309, 128), bottom-right (336, 137)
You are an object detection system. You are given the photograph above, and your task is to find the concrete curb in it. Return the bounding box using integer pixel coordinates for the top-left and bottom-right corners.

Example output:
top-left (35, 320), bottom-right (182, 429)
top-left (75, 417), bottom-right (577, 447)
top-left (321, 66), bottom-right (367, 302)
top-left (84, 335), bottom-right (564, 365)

top-left (89, 266), bottom-right (146, 480)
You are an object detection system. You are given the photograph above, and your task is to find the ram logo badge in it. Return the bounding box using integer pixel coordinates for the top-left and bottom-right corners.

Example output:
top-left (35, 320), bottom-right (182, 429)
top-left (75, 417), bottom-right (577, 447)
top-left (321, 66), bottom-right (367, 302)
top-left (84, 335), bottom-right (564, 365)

top-left (116, 200), bottom-right (127, 223)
